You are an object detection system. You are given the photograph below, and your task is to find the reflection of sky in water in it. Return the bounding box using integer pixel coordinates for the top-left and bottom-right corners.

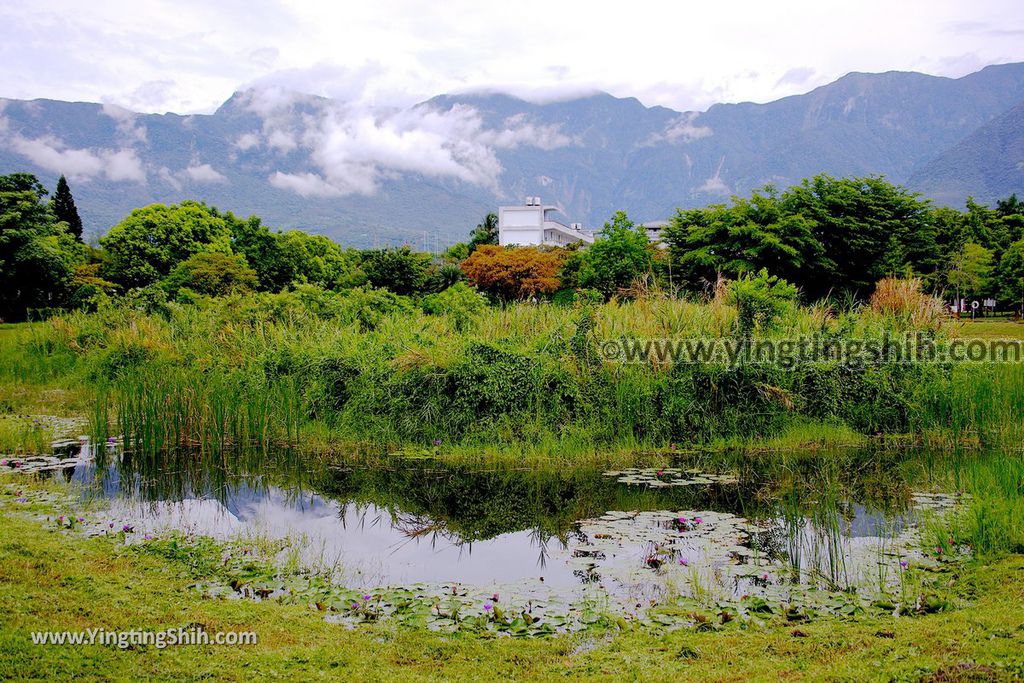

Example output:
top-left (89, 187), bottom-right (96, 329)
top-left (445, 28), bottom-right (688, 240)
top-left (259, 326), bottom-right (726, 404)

top-left (43, 455), bottom-right (933, 598)
top-left (107, 492), bottom-right (583, 588)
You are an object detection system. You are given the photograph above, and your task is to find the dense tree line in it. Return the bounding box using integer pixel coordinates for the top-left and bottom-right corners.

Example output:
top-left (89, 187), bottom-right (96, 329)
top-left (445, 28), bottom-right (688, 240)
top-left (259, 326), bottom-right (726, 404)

top-left (660, 176), bottom-right (1024, 309)
top-left (2, 171), bottom-right (1023, 320)
top-left (0, 173), bottom-right (89, 320)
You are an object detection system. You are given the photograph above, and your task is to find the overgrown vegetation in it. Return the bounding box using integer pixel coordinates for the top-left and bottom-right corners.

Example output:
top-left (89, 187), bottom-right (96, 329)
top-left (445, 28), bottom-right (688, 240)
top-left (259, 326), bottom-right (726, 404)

top-left (0, 279), bottom-right (1016, 458)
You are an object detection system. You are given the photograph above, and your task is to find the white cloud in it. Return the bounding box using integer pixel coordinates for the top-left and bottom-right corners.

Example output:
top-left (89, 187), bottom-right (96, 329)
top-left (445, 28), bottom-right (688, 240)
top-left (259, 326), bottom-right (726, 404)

top-left (7, 132), bottom-right (145, 182)
top-left (247, 87), bottom-right (573, 197)
top-left (158, 166), bottom-right (183, 191)
top-left (698, 176), bottom-right (730, 194)
top-left (269, 171), bottom-right (342, 197)
top-left (3, 1), bottom-right (1023, 115)
top-left (185, 163), bottom-right (227, 183)
top-left (484, 114), bottom-right (574, 149)
top-left (233, 131), bottom-right (261, 150)
top-left (266, 128), bottom-right (297, 152)
top-left (662, 113), bottom-right (713, 144)
top-left (101, 102), bottom-right (147, 144)
top-left (104, 148), bottom-right (147, 181)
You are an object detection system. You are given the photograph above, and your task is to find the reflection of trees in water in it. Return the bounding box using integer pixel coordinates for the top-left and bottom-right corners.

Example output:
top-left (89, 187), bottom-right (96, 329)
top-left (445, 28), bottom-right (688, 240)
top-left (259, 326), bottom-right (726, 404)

top-left (79, 446), bottom-right (946, 568)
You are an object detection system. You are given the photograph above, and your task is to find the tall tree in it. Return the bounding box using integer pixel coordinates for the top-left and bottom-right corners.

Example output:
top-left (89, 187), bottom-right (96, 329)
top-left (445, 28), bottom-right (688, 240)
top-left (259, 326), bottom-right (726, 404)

top-left (461, 245), bottom-right (566, 301)
top-left (998, 240), bottom-right (1024, 316)
top-left (781, 175), bottom-right (937, 297)
top-left (100, 201), bottom-right (234, 288)
top-left (51, 175), bottom-right (83, 241)
top-left (577, 211), bottom-right (652, 297)
top-left (0, 173), bottom-right (81, 319)
top-left (664, 187), bottom-right (823, 290)
top-left (947, 242), bottom-right (994, 306)
top-left (468, 213), bottom-right (499, 253)
top-left (361, 246), bottom-right (430, 295)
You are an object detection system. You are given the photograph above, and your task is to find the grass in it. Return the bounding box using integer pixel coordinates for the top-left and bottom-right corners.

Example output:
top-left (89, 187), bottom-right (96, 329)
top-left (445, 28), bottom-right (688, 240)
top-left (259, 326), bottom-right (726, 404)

top-left (949, 318), bottom-right (1024, 341)
top-left (0, 415), bottom-right (53, 455)
top-left (1, 289), bottom-right (1020, 462)
top-left (2, 475), bottom-right (1023, 681)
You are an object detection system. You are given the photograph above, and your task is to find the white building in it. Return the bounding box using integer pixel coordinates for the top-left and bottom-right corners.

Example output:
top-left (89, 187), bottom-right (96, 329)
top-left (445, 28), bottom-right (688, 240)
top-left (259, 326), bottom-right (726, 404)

top-left (498, 197), bottom-right (594, 247)
top-left (641, 220), bottom-right (669, 245)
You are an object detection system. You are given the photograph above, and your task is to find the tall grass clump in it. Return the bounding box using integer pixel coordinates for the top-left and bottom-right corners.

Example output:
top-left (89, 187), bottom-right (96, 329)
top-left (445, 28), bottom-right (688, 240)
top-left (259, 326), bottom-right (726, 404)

top-left (15, 280), bottom-right (1020, 456)
top-left (868, 277), bottom-right (946, 333)
top-left (952, 456), bottom-right (1024, 557)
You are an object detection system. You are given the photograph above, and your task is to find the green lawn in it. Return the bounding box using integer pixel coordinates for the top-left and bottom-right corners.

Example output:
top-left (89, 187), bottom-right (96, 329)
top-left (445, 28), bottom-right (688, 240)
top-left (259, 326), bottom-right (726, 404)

top-left (949, 318), bottom-right (1024, 340)
top-left (2, 477), bottom-right (1023, 681)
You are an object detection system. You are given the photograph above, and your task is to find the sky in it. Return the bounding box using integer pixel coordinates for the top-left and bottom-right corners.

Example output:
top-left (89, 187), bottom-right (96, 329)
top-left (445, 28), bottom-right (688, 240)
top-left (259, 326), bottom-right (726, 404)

top-left (2, 0), bottom-right (1024, 115)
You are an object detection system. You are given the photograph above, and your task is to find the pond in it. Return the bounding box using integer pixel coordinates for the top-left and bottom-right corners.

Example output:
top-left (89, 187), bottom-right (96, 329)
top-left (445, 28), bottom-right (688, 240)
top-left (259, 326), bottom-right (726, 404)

top-left (14, 441), bottom-right (971, 623)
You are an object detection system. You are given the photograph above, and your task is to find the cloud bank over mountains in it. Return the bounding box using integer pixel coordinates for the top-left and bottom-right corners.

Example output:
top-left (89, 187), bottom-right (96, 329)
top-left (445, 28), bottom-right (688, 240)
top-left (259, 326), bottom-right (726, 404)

top-left (0, 83), bottom-right (577, 200)
top-left (1, 62), bottom-right (1023, 248)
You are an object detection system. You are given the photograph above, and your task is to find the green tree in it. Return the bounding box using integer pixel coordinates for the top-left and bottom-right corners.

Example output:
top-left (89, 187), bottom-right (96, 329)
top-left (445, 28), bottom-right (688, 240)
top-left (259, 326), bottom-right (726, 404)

top-left (997, 193), bottom-right (1024, 218)
top-left (947, 242), bottom-right (994, 304)
top-left (781, 175), bottom-right (937, 297)
top-left (0, 173), bottom-right (82, 319)
top-left (100, 201), bottom-right (233, 288)
top-left (664, 187), bottom-right (822, 289)
top-left (576, 211), bottom-right (652, 297)
top-left (277, 230), bottom-right (365, 291)
top-left (225, 213), bottom-right (289, 291)
top-left (468, 213), bottom-right (499, 253)
top-left (998, 240), bottom-right (1024, 315)
top-left (362, 246), bottom-right (431, 295)
top-left (51, 174), bottom-right (83, 241)
top-left (163, 252), bottom-right (258, 298)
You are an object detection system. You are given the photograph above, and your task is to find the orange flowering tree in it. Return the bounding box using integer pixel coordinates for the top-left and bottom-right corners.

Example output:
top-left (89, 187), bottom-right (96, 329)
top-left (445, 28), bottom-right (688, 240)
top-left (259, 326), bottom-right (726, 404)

top-left (460, 245), bottom-right (567, 301)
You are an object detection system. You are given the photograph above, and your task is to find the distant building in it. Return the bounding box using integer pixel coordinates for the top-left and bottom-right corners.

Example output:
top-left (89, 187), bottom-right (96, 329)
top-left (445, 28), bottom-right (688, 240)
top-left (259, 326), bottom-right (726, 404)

top-left (498, 197), bottom-right (594, 247)
top-left (641, 220), bottom-right (669, 245)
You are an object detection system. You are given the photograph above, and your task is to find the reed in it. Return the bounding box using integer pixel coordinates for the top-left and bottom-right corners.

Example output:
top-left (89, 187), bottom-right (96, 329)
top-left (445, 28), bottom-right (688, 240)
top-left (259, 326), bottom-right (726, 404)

top-left (8, 286), bottom-right (1018, 458)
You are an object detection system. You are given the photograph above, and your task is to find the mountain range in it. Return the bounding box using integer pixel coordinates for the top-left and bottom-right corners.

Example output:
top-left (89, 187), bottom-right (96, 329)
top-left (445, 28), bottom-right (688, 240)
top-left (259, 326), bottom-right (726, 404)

top-left (2, 63), bottom-right (1024, 247)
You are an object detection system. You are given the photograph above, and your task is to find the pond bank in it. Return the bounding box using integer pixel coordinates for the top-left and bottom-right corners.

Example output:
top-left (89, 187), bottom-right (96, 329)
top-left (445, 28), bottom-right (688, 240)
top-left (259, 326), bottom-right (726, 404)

top-left (2, 475), bottom-right (1024, 681)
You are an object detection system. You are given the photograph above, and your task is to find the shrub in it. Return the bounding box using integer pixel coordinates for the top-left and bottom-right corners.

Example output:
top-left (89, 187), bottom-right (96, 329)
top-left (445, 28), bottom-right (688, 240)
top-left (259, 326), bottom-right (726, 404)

top-left (163, 252), bottom-right (258, 297)
top-left (334, 286), bottom-right (413, 331)
top-left (461, 245), bottom-right (567, 301)
top-left (727, 269), bottom-right (798, 335)
top-left (362, 247), bottom-right (431, 295)
top-left (421, 283), bottom-right (487, 330)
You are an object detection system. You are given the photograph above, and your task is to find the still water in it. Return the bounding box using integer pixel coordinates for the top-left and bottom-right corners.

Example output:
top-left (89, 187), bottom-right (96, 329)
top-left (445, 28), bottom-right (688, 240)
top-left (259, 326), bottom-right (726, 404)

top-left (27, 443), bottom-right (964, 606)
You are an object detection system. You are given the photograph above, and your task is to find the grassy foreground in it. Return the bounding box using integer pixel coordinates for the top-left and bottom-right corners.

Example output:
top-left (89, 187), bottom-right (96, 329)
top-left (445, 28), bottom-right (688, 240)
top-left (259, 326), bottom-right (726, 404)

top-left (1, 477), bottom-right (1023, 682)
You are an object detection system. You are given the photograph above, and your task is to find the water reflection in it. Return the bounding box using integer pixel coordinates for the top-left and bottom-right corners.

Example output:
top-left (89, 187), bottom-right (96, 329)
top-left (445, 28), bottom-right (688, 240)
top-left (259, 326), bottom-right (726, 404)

top-left (32, 444), bottom-right (967, 598)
